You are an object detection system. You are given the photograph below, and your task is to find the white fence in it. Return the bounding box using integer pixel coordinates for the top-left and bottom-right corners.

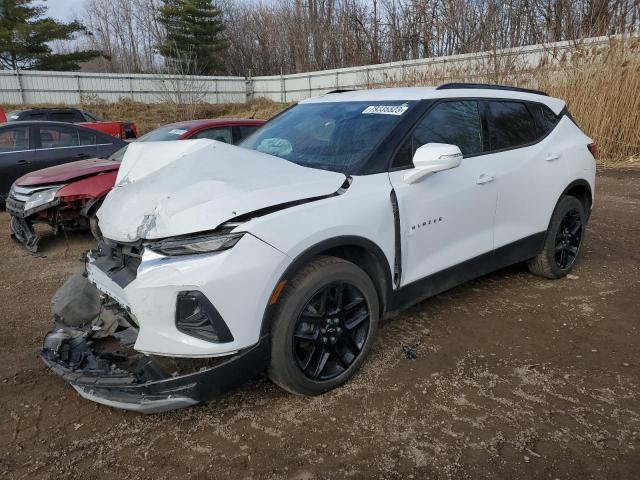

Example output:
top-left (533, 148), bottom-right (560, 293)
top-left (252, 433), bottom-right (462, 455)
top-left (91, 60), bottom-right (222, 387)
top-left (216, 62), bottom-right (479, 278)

top-left (0, 35), bottom-right (623, 105)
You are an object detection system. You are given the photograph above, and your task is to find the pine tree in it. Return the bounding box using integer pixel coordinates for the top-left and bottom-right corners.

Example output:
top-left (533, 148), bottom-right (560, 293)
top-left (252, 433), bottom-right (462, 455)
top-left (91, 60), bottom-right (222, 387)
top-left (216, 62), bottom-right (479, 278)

top-left (158, 0), bottom-right (227, 75)
top-left (0, 0), bottom-right (100, 70)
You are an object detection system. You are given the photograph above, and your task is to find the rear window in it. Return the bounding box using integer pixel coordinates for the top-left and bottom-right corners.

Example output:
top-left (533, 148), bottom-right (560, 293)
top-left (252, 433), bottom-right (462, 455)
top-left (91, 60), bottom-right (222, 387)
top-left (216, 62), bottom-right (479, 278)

top-left (487, 101), bottom-right (539, 151)
top-left (138, 125), bottom-right (190, 141)
top-left (82, 111), bottom-right (103, 122)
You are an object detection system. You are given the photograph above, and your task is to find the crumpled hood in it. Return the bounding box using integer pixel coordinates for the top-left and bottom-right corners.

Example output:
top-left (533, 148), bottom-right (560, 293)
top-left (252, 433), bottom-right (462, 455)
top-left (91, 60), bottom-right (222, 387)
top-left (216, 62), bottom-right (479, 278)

top-left (98, 139), bottom-right (346, 242)
top-left (16, 158), bottom-right (119, 186)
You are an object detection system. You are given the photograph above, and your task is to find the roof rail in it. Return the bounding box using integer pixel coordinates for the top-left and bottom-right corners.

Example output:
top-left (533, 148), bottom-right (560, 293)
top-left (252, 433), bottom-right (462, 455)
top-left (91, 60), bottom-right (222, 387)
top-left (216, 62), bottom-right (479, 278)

top-left (436, 83), bottom-right (547, 96)
top-left (325, 89), bottom-right (355, 95)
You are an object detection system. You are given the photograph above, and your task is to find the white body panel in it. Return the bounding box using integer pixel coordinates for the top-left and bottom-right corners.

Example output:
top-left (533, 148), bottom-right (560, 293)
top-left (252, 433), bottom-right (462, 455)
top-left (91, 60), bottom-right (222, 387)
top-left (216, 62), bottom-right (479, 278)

top-left (492, 116), bottom-right (594, 248)
top-left (389, 155), bottom-right (498, 285)
top-left (86, 87), bottom-right (595, 359)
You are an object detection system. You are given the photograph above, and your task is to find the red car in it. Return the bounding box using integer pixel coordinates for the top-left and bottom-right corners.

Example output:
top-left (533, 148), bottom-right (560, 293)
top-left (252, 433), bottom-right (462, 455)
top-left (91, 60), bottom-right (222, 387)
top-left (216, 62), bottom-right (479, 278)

top-left (7, 118), bottom-right (265, 252)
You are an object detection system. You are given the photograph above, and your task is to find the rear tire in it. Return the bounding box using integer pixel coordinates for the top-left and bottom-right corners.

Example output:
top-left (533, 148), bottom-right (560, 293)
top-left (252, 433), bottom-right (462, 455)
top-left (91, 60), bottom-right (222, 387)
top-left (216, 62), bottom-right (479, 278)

top-left (527, 196), bottom-right (586, 279)
top-left (268, 256), bottom-right (379, 396)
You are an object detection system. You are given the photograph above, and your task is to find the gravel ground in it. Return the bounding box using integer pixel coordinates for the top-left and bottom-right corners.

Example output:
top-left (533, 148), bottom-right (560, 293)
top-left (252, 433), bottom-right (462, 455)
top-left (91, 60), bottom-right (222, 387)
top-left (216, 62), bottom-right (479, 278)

top-left (1, 169), bottom-right (639, 479)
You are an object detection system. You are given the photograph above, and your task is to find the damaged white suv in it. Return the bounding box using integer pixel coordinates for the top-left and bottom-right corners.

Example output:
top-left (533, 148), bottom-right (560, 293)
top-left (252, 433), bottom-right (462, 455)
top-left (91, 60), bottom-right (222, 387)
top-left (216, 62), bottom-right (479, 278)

top-left (42, 84), bottom-right (596, 412)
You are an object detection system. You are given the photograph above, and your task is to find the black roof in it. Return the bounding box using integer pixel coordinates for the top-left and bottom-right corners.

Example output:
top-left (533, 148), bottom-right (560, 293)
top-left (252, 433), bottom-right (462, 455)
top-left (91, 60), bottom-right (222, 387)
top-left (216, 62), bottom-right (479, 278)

top-left (436, 83), bottom-right (547, 96)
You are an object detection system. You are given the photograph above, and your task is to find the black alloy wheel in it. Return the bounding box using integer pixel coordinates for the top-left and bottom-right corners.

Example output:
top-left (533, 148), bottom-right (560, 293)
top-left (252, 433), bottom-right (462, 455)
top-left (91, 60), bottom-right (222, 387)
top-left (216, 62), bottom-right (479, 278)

top-left (293, 281), bottom-right (370, 381)
top-left (554, 208), bottom-right (583, 269)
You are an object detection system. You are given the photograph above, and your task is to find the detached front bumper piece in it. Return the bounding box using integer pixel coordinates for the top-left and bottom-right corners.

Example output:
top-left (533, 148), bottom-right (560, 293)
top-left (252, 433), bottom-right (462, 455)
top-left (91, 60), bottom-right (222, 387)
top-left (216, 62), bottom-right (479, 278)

top-left (41, 271), bottom-right (270, 413)
top-left (41, 328), bottom-right (270, 413)
top-left (9, 215), bottom-right (39, 252)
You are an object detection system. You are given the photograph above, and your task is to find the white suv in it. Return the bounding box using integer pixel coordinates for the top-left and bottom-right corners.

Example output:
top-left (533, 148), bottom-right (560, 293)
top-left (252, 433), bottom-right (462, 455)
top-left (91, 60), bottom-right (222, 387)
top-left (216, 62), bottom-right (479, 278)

top-left (42, 84), bottom-right (596, 412)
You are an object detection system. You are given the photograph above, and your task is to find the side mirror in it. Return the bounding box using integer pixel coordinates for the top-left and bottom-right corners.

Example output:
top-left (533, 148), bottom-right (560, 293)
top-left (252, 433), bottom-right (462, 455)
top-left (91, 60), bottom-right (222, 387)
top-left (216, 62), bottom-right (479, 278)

top-left (403, 143), bottom-right (463, 184)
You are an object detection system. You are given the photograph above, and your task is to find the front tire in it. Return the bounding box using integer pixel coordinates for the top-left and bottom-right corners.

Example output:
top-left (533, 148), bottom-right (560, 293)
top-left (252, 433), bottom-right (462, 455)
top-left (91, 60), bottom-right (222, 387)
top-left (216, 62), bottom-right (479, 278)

top-left (87, 201), bottom-right (103, 241)
top-left (527, 196), bottom-right (586, 279)
top-left (268, 256), bottom-right (379, 396)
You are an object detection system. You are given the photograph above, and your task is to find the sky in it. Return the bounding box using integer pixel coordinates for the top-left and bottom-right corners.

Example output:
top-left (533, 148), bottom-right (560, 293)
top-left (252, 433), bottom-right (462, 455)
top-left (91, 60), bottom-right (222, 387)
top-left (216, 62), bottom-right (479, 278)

top-left (39, 0), bottom-right (85, 21)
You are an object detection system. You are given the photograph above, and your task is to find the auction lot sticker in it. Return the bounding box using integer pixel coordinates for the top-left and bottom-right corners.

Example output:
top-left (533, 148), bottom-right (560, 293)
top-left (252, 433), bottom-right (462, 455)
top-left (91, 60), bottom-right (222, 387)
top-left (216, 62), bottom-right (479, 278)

top-left (362, 104), bottom-right (409, 115)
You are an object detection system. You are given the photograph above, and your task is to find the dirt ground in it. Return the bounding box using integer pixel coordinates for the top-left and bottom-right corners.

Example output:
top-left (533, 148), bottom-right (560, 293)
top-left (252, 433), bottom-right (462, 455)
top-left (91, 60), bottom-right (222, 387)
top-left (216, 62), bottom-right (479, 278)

top-left (0, 169), bottom-right (638, 480)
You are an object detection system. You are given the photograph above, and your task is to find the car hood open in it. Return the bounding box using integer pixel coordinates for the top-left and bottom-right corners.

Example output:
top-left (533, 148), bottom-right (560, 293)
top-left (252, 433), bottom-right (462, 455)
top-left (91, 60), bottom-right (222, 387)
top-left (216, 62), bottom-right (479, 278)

top-left (97, 139), bottom-right (347, 242)
top-left (16, 158), bottom-right (120, 186)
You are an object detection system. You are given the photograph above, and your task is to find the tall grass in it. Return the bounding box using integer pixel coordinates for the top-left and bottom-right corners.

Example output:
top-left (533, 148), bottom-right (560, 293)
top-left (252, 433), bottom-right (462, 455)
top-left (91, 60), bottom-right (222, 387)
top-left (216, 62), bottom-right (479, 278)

top-left (539, 39), bottom-right (640, 165)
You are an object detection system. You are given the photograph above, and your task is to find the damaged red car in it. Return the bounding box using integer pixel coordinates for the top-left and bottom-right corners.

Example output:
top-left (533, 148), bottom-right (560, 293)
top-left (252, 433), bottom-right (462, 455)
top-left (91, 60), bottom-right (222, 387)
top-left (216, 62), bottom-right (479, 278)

top-left (7, 118), bottom-right (265, 252)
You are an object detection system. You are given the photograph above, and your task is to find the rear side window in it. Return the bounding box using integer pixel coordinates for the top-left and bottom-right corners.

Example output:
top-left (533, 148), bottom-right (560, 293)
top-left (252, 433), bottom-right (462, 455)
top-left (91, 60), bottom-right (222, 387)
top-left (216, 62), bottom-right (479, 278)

top-left (393, 100), bottom-right (483, 169)
top-left (39, 125), bottom-right (80, 148)
top-left (487, 101), bottom-right (539, 150)
top-left (0, 126), bottom-right (30, 152)
top-left (529, 103), bottom-right (559, 136)
top-left (79, 130), bottom-right (96, 145)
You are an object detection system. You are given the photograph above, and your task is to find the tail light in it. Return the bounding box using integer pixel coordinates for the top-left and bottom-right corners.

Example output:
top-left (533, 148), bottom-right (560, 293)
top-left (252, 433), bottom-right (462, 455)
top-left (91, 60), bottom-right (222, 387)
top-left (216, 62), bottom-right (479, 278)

top-left (121, 122), bottom-right (137, 139)
top-left (587, 143), bottom-right (598, 159)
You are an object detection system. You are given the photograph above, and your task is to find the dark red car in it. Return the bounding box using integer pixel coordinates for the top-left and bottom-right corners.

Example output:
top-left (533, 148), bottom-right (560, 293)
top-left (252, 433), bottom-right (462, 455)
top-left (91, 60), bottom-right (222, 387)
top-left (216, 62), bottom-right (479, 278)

top-left (7, 118), bottom-right (265, 252)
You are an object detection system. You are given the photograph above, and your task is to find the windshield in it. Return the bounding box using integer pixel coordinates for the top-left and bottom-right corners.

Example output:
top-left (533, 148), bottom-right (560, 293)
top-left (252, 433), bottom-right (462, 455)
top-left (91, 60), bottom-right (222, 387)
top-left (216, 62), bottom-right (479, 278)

top-left (240, 101), bottom-right (415, 174)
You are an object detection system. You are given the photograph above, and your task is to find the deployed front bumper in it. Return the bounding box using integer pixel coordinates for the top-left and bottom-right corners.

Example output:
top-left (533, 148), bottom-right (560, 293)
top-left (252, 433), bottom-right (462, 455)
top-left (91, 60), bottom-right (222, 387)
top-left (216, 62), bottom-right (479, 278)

top-left (85, 233), bottom-right (289, 357)
top-left (41, 328), bottom-right (270, 413)
top-left (42, 232), bottom-right (288, 411)
top-left (6, 185), bottom-right (60, 252)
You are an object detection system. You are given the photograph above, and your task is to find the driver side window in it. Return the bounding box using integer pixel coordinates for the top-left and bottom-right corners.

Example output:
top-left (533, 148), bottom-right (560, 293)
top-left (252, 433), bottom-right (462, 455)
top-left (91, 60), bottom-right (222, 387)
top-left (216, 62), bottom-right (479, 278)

top-left (393, 100), bottom-right (483, 169)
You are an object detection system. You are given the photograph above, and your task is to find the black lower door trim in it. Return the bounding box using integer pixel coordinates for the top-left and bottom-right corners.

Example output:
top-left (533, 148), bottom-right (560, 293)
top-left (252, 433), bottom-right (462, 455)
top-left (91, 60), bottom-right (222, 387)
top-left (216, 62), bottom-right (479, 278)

top-left (387, 232), bottom-right (545, 313)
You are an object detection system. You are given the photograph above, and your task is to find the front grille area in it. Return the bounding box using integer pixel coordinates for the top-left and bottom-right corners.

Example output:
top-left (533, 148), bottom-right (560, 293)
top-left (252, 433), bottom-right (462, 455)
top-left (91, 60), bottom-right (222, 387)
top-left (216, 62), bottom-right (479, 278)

top-left (5, 196), bottom-right (26, 217)
top-left (11, 184), bottom-right (57, 202)
top-left (91, 240), bottom-right (143, 288)
top-left (7, 184), bottom-right (62, 218)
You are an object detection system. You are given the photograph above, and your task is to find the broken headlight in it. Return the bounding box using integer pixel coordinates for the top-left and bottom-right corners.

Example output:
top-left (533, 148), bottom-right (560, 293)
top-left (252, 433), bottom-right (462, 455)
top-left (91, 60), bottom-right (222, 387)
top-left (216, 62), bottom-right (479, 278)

top-left (145, 231), bottom-right (244, 256)
top-left (24, 187), bottom-right (61, 215)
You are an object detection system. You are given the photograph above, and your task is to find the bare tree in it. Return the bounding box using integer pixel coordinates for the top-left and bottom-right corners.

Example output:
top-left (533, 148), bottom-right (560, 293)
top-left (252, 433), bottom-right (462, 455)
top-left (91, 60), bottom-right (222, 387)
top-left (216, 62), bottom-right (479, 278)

top-left (82, 0), bottom-right (164, 73)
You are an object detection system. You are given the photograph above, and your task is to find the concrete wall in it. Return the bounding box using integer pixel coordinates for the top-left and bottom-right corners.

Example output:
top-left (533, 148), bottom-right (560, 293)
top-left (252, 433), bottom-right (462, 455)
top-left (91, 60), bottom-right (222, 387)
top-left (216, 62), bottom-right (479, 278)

top-left (0, 35), bottom-right (618, 105)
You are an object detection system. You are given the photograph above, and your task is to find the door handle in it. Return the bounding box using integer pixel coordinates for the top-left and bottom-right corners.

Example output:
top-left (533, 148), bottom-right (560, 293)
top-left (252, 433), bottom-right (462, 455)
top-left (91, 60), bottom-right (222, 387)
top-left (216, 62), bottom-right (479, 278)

top-left (16, 159), bottom-right (31, 165)
top-left (75, 153), bottom-right (90, 159)
top-left (476, 173), bottom-right (496, 185)
top-left (546, 153), bottom-right (561, 162)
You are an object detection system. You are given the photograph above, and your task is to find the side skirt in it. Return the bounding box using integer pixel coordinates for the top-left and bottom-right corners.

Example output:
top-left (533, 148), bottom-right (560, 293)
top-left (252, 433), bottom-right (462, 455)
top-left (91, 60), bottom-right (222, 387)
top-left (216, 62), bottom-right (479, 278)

top-left (386, 232), bottom-right (545, 314)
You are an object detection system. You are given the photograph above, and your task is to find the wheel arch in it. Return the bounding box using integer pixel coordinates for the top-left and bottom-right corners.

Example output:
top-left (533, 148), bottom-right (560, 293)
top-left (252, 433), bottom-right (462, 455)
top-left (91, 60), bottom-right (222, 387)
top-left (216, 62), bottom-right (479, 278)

top-left (561, 179), bottom-right (593, 216)
top-left (260, 236), bottom-right (393, 335)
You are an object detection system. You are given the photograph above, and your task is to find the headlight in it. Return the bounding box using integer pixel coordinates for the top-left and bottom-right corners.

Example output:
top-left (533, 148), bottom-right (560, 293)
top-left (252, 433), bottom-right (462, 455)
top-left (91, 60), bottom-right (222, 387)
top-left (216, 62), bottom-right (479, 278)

top-left (145, 231), bottom-right (244, 256)
top-left (24, 187), bottom-right (61, 215)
